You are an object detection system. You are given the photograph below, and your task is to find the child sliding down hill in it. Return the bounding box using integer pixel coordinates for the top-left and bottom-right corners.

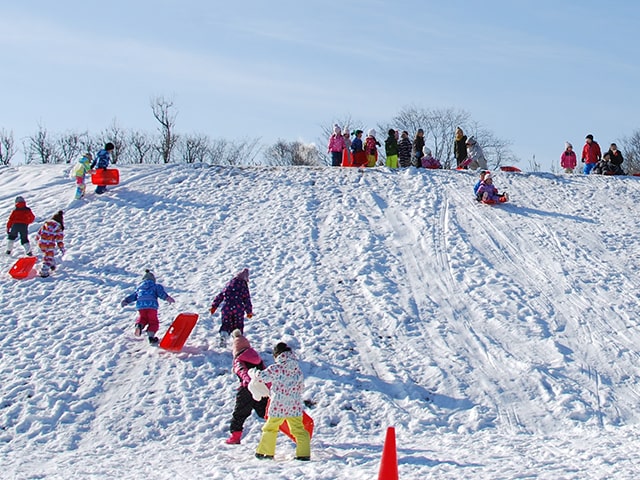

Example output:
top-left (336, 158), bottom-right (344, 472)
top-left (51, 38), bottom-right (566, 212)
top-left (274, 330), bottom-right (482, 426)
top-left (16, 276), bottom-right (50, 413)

top-left (121, 269), bottom-right (175, 344)
top-left (476, 174), bottom-right (509, 204)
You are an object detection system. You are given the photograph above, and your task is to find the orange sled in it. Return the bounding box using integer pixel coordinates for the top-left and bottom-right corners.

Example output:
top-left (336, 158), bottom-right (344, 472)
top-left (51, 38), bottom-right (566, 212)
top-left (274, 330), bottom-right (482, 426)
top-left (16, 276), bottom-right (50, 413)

top-left (280, 411), bottom-right (315, 441)
top-left (9, 256), bottom-right (37, 279)
top-left (91, 169), bottom-right (120, 186)
top-left (159, 313), bottom-right (199, 352)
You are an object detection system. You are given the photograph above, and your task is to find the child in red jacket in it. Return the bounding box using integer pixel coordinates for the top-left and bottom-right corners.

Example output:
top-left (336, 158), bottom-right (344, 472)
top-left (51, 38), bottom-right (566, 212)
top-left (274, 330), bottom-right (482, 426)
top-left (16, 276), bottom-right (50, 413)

top-left (6, 196), bottom-right (35, 256)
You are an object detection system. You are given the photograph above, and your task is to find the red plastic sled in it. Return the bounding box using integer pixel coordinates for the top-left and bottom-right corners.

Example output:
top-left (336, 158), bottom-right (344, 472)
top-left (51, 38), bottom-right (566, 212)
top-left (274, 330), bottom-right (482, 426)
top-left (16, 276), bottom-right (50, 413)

top-left (91, 169), bottom-right (120, 186)
top-left (341, 149), bottom-right (353, 167)
top-left (500, 166), bottom-right (522, 172)
top-left (8, 256), bottom-right (37, 279)
top-left (279, 412), bottom-right (315, 442)
top-left (159, 312), bottom-right (199, 352)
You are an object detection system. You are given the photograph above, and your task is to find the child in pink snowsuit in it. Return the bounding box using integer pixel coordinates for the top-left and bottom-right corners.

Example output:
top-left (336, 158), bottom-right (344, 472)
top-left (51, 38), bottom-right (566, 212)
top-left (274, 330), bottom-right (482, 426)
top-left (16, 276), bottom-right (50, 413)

top-left (35, 210), bottom-right (65, 278)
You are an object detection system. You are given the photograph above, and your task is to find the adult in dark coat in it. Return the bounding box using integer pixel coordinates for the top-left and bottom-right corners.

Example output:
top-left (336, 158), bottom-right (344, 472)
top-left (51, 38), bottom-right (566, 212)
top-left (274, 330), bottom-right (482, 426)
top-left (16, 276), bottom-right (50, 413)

top-left (454, 127), bottom-right (468, 169)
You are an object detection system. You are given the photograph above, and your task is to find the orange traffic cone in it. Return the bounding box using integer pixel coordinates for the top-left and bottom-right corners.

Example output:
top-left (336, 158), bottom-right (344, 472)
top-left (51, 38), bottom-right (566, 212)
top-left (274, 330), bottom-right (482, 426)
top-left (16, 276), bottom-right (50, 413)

top-left (377, 426), bottom-right (398, 480)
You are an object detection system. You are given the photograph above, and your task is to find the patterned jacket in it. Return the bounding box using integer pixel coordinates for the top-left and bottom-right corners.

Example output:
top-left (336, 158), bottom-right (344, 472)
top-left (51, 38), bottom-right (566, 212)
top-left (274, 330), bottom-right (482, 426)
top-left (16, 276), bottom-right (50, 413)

top-left (36, 219), bottom-right (64, 251)
top-left (211, 274), bottom-right (253, 318)
top-left (254, 351), bottom-right (304, 418)
top-left (122, 279), bottom-right (170, 310)
top-left (91, 149), bottom-right (111, 169)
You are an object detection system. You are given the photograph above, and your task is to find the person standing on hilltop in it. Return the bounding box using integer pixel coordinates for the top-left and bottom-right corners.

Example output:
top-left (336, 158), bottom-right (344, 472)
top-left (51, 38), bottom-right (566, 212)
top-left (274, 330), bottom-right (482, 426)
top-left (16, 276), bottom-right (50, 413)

top-left (560, 142), bottom-right (577, 174)
top-left (454, 127), bottom-right (468, 169)
top-left (327, 125), bottom-right (346, 167)
top-left (581, 134), bottom-right (601, 175)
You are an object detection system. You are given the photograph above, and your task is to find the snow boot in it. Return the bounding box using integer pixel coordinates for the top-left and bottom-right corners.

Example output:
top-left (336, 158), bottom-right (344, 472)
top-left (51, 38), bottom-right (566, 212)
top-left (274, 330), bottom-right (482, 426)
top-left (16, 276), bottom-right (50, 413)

top-left (148, 334), bottom-right (159, 345)
top-left (134, 324), bottom-right (144, 337)
top-left (6, 238), bottom-right (14, 255)
top-left (225, 431), bottom-right (242, 445)
top-left (22, 242), bottom-right (32, 256)
top-left (255, 453), bottom-right (274, 460)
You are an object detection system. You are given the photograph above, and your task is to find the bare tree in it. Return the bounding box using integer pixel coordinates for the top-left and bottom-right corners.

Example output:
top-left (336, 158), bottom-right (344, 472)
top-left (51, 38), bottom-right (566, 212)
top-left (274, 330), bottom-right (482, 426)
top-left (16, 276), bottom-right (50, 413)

top-left (150, 95), bottom-right (179, 163)
top-left (57, 131), bottom-right (89, 164)
top-left (618, 130), bottom-right (640, 174)
top-left (24, 124), bottom-right (59, 164)
top-left (127, 130), bottom-right (155, 164)
top-left (208, 138), bottom-right (262, 166)
top-left (179, 133), bottom-right (211, 164)
top-left (99, 120), bottom-right (127, 164)
top-left (264, 140), bottom-right (320, 166)
top-left (0, 129), bottom-right (16, 165)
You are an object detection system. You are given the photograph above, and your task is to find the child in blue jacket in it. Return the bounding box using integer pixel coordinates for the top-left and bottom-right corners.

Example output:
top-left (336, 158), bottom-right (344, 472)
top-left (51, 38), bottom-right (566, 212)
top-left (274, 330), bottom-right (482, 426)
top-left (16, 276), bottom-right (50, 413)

top-left (121, 269), bottom-right (175, 344)
top-left (91, 142), bottom-right (114, 194)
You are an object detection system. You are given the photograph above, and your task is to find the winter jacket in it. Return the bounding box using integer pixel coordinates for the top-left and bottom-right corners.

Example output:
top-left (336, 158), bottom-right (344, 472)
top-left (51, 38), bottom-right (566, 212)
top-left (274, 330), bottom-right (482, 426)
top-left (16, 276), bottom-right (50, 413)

top-left (466, 139), bottom-right (488, 170)
top-left (212, 270), bottom-right (253, 332)
top-left (454, 134), bottom-right (468, 166)
top-left (412, 135), bottom-right (425, 158)
top-left (91, 149), bottom-right (111, 169)
top-left (604, 149), bottom-right (624, 166)
top-left (122, 279), bottom-right (171, 310)
top-left (398, 138), bottom-right (412, 167)
top-left (384, 134), bottom-right (398, 157)
top-left (327, 134), bottom-right (346, 153)
top-left (560, 150), bottom-right (577, 169)
top-left (365, 136), bottom-right (379, 155)
top-left (351, 137), bottom-right (363, 153)
top-left (581, 141), bottom-right (601, 164)
top-left (234, 348), bottom-right (265, 388)
top-left (254, 351), bottom-right (304, 418)
top-left (74, 157), bottom-right (92, 178)
top-left (36, 219), bottom-right (64, 252)
top-left (421, 154), bottom-right (442, 169)
top-left (477, 181), bottom-right (500, 202)
top-left (6, 202), bottom-right (35, 232)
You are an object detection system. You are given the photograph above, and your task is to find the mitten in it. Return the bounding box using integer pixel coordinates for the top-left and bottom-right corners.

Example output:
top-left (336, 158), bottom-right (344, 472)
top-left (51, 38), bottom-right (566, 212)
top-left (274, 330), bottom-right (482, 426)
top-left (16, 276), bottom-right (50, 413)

top-left (246, 313), bottom-right (253, 319)
top-left (166, 296), bottom-right (175, 304)
top-left (120, 300), bottom-right (127, 308)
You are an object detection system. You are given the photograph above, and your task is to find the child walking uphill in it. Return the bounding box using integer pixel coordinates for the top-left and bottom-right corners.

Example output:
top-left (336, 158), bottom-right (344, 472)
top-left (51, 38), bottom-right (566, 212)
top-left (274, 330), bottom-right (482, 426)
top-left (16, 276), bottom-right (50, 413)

top-left (35, 210), bottom-right (65, 277)
top-left (6, 196), bottom-right (35, 256)
top-left (250, 342), bottom-right (311, 461)
top-left (225, 329), bottom-right (268, 445)
top-left (73, 153), bottom-right (93, 199)
top-left (91, 142), bottom-right (114, 194)
top-left (120, 269), bottom-right (175, 344)
top-left (210, 268), bottom-right (253, 346)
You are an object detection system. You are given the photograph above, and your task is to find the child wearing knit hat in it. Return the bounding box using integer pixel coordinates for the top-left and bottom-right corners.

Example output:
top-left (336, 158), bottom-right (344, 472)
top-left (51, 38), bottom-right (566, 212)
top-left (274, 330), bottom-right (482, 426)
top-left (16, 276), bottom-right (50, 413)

top-left (6, 196), bottom-right (35, 256)
top-left (225, 329), bottom-right (268, 445)
top-left (120, 269), bottom-right (175, 344)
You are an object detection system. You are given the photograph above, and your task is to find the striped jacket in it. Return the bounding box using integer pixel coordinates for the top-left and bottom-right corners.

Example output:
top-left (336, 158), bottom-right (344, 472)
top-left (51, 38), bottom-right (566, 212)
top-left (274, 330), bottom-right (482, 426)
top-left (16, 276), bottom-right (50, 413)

top-left (36, 220), bottom-right (64, 251)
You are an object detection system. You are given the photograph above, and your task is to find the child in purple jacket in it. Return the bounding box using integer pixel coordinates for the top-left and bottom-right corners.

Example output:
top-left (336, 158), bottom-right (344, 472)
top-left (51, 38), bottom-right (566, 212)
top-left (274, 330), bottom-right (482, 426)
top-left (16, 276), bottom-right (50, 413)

top-left (210, 268), bottom-right (253, 346)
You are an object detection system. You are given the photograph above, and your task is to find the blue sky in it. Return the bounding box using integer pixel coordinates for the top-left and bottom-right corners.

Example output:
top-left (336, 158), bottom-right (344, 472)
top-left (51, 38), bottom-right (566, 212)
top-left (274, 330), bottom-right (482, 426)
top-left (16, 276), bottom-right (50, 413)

top-left (2, 1), bottom-right (639, 170)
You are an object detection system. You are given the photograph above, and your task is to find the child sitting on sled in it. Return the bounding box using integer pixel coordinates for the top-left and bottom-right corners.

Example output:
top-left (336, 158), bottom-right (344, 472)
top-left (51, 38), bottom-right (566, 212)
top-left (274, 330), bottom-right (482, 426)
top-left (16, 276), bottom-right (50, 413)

top-left (6, 196), bottom-right (35, 256)
top-left (120, 269), bottom-right (175, 344)
top-left (476, 173), bottom-right (508, 204)
top-left (420, 147), bottom-right (442, 169)
top-left (250, 342), bottom-right (311, 461)
top-left (209, 268), bottom-right (253, 347)
top-left (225, 329), bottom-right (268, 445)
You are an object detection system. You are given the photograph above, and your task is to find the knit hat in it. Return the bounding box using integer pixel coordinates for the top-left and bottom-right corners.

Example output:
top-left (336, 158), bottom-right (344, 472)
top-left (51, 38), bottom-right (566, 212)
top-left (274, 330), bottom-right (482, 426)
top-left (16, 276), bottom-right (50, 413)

top-left (142, 269), bottom-right (156, 282)
top-left (342, 126), bottom-right (349, 135)
top-left (585, 134), bottom-right (594, 140)
top-left (423, 146), bottom-right (431, 156)
top-left (15, 196), bottom-right (25, 204)
top-left (231, 329), bottom-right (251, 356)
top-left (236, 268), bottom-right (249, 283)
top-left (565, 142), bottom-right (572, 149)
top-left (367, 128), bottom-right (376, 137)
top-left (466, 136), bottom-right (476, 145)
top-left (52, 210), bottom-right (64, 230)
top-left (273, 342), bottom-right (291, 359)
top-left (333, 124), bottom-right (341, 135)
top-left (354, 129), bottom-right (363, 136)
top-left (484, 173), bottom-right (493, 182)
top-left (83, 152), bottom-right (93, 161)
top-left (105, 142), bottom-right (115, 151)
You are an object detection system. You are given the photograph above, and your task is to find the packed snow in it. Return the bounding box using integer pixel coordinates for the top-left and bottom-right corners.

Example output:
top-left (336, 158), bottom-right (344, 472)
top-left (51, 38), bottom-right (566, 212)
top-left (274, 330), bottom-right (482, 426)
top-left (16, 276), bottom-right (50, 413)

top-left (2, 163), bottom-right (640, 479)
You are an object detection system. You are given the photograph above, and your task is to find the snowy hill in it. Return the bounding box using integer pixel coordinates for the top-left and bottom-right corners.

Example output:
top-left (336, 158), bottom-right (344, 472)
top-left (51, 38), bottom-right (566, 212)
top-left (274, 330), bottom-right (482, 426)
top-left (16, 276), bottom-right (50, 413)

top-left (2, 164), bottom-right (640, 479)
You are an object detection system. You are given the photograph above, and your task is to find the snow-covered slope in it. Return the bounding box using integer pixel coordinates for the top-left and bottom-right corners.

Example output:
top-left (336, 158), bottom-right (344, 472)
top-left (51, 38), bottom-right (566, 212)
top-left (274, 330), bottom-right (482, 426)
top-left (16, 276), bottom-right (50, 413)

top-left (2, 164), bottom-right (640, 479)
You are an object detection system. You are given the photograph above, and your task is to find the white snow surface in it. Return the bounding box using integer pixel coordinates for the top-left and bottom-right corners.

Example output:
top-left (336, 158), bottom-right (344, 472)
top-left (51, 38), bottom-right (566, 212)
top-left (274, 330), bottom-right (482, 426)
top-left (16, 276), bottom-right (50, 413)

top-left (2, 164), bottom-right (640, 479)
